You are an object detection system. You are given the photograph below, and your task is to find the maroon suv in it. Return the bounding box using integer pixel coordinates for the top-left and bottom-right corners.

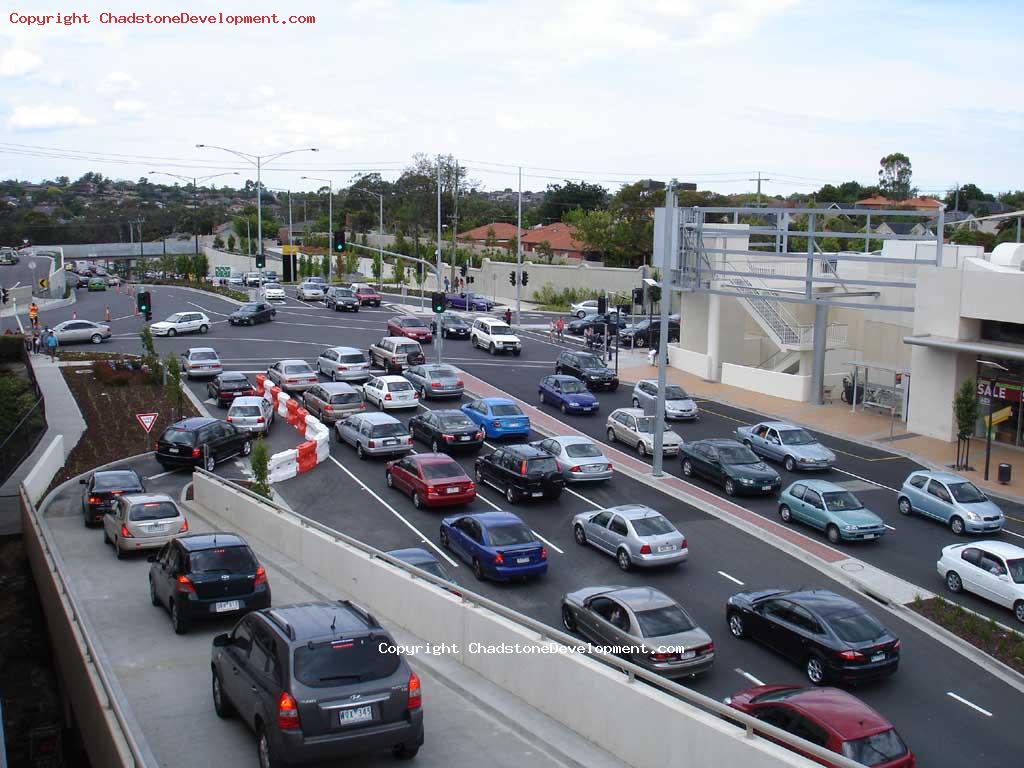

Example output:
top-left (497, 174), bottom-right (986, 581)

top-left (353, 285), bottom-right (381, 306)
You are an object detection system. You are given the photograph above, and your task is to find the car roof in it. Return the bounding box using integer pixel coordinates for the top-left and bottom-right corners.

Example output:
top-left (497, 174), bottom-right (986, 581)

top-left (774, 687), bottom-right (895, 740)
top-left (186, 347), bottom-right (217, 354)
top-left (478, 397), bottom-right (514, 406)
top-left (696, 438), bottom-right (745, 448)
top-left (325, 346), bottom-right (362, 354)
top-left (549, 435), bottom-right (596, 446)
top-left (93, 468), bottom-right (141, 479)
top-left (264, 601), bottom-right (376, 642)
top-left (758, 421), bottom-right (802, 430)
top-left (359, 411), bottom-right (403, 424)
top-left (457, 511), bottom-right (527, 528)
top-left (498, 444), bottom-right (549, 459)
top-left (911, 470), bottom-right (967, 484)
top-left (386, 547), bottom-right (439, 566)
top-left (385, 335), bottom-right (419, 343)
top-left (121, 493), bottom-right (178, 506)
top-left (613, 408), bottom-right (645, 417)
top-left (175, 532), bottom-right (248, 551)
top-left (605, 586), bottom-right (676, 611)
top-left (410, 452), bottom-right (463, 466)
top-left (963, 540), bottom-right (1024, 558)
top-left (230, 396), bottom-right (267, 406)
top-left (391, 315), bottom-right (421, 321)
top-left (218, 371), bottom-right (249, 380)
top-left (775, 589), bottom-right (863, 616)
top-left (792, 479), bottom-right (848, 493)
top-left (604, 504), bottom-right (661, 520)
top-left (377, 375), bottom-right (411, 383)
top-left (276, 359), bottom-right (310, 366)
top-left (168, 417), bottom-right (218, 430)
top-left (318, 382), bottom-right (357, 392)
top-left (547, 374), bottom-right (582, 383)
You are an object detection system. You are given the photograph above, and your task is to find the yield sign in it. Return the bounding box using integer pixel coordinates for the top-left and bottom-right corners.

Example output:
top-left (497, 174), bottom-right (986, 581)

top-left (136, 413), bottom-right (159, 433)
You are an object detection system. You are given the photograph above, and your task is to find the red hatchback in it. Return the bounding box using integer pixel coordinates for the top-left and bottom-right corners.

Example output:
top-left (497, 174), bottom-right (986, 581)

top-left (726, 685), bottom-right (914, 767)
top-left (353, 286), bottom-right (381, 306)
top-left (385, 453), bottom-right (476, 508)
top-left (387, 315), bottom-right (433, 343)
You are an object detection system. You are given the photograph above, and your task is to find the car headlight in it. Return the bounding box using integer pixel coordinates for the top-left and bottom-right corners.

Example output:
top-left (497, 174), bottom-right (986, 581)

top-left (965, 511), bottom-right (980, 521)
top-left (740, 478), bottom-right (755, 485)
top-left (844, 524), bottom-right (857, 531)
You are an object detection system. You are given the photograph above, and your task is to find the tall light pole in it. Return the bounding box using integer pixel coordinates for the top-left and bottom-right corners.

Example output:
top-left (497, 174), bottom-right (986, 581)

top-left (516, 165), bottom-right (522, 326)
top-left (348, 188), bottom-right (386, 278)
top-left (435, 156), bottom-right (444, 364)
top-left (978, 360), bottom-right (1009, 481)
top-left (196, 143), bottom-right (318, 266)
top-left (301, 176), bottom-right (334, 264)
top-left (148, 171), bottom-right (239, 254)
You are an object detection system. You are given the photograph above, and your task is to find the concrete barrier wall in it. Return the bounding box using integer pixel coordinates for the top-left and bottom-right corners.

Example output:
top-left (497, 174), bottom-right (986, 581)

top-left (202, 247), bottom-right (283, 276)
top-left (721, 363), bottom-right (812, 402)
top-left (192, 473), bottom-right (812, 768)
top-left (23, 435), bottom-right (64, 505)
top-left (669, 346), bottom-right (712, 379)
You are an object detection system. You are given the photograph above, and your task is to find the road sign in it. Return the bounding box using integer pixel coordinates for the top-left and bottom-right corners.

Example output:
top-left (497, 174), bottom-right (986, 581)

top-left (28, 260), bottom-right (36, 270)
top-left (37, 277), bottom-right (48, 289)
top-left (136, 412), bottom-right (159, 433)
top-left (214, 265), bottom-right (231, 278)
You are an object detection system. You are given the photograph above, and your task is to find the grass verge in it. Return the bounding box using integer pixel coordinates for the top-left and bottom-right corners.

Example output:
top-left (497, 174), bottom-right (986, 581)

top-left (910, 595), bottom-right (1024, 674)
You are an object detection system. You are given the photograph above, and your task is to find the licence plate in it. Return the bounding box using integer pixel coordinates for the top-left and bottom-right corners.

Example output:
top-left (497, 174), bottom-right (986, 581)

top-left (658, 545), bottom-right (674, 552)
top-left (863, 533), bottom-right (876, 540)
top-left (214, 600), bottom-right (240, 613)
top-left (338, 705), bottom-right (373, 725)
top-left (585, 465), bottom-right (601, 472)
top-left (168, 447), bottom-right (179, 454)
top-left (871, 652), bottom-right (885, 662)
top-left (531, 491), bottom-right (543, 497)
top-left (384, 439), bottom-right (397, 446)
top-left (761, 485), bottom-right (771, 491)
top-left (682, 650), bottom-right (696, 660)
top-left (446, 487), bottom-right (460, 494)
top-left (459, 435), bottom-right (470, 441)
top-left (516, 557), bottom-right (530, 564)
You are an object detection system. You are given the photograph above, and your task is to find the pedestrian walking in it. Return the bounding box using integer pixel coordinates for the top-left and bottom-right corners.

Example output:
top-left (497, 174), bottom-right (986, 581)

top-left (31, 328), bottom-right (40, 355)
top-left (104, 305), bottom-right (111, 323)
top-left (503, 307), bottom-right (512, 326)
top-left (44, 327), bottom-right (58, 361)
top-left (444, 276), bottom-right (450, 293)
top-left (28, 301), bottom-right (38, 329)
top-left (555, 316), bottom-right (565, 342)
top-left (548, 319), bottom-right (556, 342)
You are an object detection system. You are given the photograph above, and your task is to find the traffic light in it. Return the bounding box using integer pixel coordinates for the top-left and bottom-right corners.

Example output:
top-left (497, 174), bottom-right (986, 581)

top-left (509, 271), bottom-right (516, 286)
top-left (521, 271), bottom-right (529, 286)
top-left (597, 296), bottom-right (607, 314)
top-left (460, 263), bottom-right (468, 278)
top-left (256, 252), bottom-right (266, 269)
top-left (467, 276), bottom-right (474, 284)
top-left (334, 231), bottom-right (345, 252)
top-left (431, 291), bottom-right (446, 314)
top-left (137, 290), bottom-right (152, 321)
top-left (632, 287), bottom-right (643, 306)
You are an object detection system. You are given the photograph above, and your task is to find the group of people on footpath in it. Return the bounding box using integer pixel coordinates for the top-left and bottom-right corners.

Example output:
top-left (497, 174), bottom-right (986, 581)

top-left (8, 301), bottom-right (60, 360)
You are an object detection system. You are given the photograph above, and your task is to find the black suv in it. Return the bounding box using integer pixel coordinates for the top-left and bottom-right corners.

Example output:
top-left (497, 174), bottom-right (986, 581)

top-left (474, 444), bottom-right (565, 504)
top-left (567, 312), bottom-right (627, 336)
top-left (229, 302), bottom-right (277, 326)
top-left (325, 287), bottom-right (360, 312)
top-left (555, 351), bottom-right (619, 391)
top-left (148, 532), bottom-right (271, 634)
top-left (211, 601), bottom-right (423, 765)
top-left (155, 417), bottom-right (253, 471)
top-left (80, 468), bottom-right (145, 526)
top-left (680, 438), bottom-right (781, 496)
top-left (619, 318), bottom-right (680, 349)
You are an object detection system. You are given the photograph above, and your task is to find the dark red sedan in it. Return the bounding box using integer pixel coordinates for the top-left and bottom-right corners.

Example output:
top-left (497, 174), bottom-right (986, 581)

top-left (353, 285), bottom-right (381, 306)
top-left (385, 453), bottom-right (476, 508)
top-left (205, 372), bottom-right (255, 407)
top-left (726, 685), bottom-right (914, 767)
top-left (387, 315), bottom-right (433, 343)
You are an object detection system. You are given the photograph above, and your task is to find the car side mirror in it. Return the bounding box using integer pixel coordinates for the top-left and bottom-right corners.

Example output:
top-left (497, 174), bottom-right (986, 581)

top-left (213, 633), bottom-right (233, 648)
top-left (147, 554), bottom-right (158, 563)
top-left (998, 574), bottom-right (1009, 582)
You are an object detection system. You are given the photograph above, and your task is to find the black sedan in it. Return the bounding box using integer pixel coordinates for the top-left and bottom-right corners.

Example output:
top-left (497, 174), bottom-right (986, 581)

top-left (80, 469), bottom-right (145, 526)
top-left (228, 301), bottom-right (276, 326)
top-left (680, 439), bottom-right (780, 496)
top-left (408, 408), bottom-right (484, 453)
top-left (726, 588), bottom-right (900, 685)
top-left (567, 312), bottom-right (628, 336)
top-left (430, 312), bottom-right (471, 340)
top-left (555, 350), bottom-right (619, 391)
top-left (619, 319), bottom-right (680, 348)
top-left (206, 372), bottom-right (255, 407)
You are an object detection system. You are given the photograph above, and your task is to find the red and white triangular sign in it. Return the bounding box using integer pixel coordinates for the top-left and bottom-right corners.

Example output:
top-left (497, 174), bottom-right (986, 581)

top-left (136, 412), bottom-right (159, 433)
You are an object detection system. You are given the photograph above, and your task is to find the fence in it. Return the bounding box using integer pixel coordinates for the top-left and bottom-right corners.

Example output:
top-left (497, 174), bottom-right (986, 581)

top-left (0, 343), bottom-right (46, 484)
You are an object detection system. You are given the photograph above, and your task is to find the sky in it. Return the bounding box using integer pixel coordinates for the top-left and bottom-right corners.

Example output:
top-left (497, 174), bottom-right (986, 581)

top-left (0, 0), bottom-right (1020, 198)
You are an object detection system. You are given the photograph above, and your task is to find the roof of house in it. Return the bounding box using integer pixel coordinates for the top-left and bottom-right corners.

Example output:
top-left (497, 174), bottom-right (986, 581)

top-left (457, 222), bottom-right (523, 241)
top-left (520, 222), bottom-right (586, 252)
top-left (878, 221), bottom-right (934, 236)
top-left (856, 195), bottom-right (942, 209)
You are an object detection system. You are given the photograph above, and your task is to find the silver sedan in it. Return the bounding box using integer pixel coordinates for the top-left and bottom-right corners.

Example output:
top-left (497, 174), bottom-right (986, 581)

top-left (297, 282), bottom-right (325, 301)
top-left (404, 364), bottom-right (464, 399)
top-left (531, 436), bottom-right (612, 482)
top-left (51, 319), bottom-right (111, 345)
top-left (572, 504), bottom-right (688, 570)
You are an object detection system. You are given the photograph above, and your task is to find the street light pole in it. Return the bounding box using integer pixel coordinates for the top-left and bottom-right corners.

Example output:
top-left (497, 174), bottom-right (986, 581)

top-left (301, 176), bottom-right (334, 274)
top-left (652, 184), bottom-right (675, 478)
top-left (436, 157), bottom-right (444, 365)
top-left (515, 165), bottom-right (522, 326)
top-left (148, 171), bottom-right (238, 254)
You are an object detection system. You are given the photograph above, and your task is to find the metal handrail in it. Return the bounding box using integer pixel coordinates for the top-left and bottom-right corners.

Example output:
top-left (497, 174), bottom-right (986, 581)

top-left (192, 469), bottom-right (866, 768)
top-left (0, 397), bottom-right (44, 451)
top-left (23, 484), bottom-right (158, 767)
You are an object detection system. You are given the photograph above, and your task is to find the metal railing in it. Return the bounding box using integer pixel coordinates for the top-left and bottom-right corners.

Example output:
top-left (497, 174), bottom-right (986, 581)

top-left (0, 398), bottom-right (46, 484)
top-left (723, 261), bottom-right (804, 345)
top-left (192, 468), bottom-right (866, 768)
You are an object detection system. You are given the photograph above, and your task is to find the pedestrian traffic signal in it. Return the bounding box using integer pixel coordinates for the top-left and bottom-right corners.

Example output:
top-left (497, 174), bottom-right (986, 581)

top-left (256, 252), bottom-right (266, 269)
top-left (632, 287), bottom-right (643, 306)
top-left (522, 271), bottom-right (529, 286)
top-left (597, 296), bottom-right (607, 314)
top-left (460, 263), bottom-right (468, 278)
top-left (467, 276), bottom-right (474, 284)
top-left (509, 271), bottom-right (516, 286)
top-left (431, 291), bottom-right (446, 314)
top-left (334, 231), bottom-right (345, 252)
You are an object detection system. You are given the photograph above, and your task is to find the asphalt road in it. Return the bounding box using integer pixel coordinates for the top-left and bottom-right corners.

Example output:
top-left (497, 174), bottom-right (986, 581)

top-left (41, 284), bottom-right (1024, 767)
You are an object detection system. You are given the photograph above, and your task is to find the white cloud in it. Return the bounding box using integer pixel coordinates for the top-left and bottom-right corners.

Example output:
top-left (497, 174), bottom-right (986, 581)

top-left (252, 85), bottom-right (276, 100)
top-left (8, 103), bottom-right (96, 130)
top-left (0, 48), bottom-right (40, 76)
top-left (97, 71), bottom-right (139, 94)
top-left (113, 100), bottom-right (148, 114)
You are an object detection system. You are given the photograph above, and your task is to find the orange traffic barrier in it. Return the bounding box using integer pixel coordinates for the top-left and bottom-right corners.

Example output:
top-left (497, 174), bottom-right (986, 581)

top-left (286, 399), bottom-right (299, 426)
top-left (254, 374), bottom-right (266, 395)
top-left (268, 385), bottom-right (280, 407)
top-left (294, 407), bottom-right (309, 430)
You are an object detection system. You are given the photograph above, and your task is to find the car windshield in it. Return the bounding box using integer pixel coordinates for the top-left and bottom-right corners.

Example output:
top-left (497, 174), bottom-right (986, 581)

top-left (437, 413), bottom-right (474, 429)
top-left (401, 318), bottom-right (426, 327)
top-left (634, 605), bottom-right (696, 637)
top-left (93, 472), bottom-right (142, 491)
top-left (264, 283), bottom-right (281, 289)
top-left (413, 560), bottom-right (450, 580)
top-left (330, 393), bottom-right (361, 405)
top-left (827, 611), bottom-right (886, 643)
top-left (427, 366), bottom-right (458, 378)
top-left (129, 501), bottom-right (179, 521)
top-left (749, 688), bottom-right (805, 704)
top-left (487, 523), bottom-right (535, 547)
top-left (283, 364), bottom-right (313, 375)
top-left (718, 446), bottom-right (761, 464)
top-left (635, 417), bottom-right (655, 433)
top-left (161, 427), bottom-right (195, 446)
top-left (220, 377), bottom-right (250, 390)
top-left (949, 481), bottom-right (987, 503)
top-left (370, 423), bottom-right (408, 438)
top-left (165, 314), bottom-right (185, 323)
top-left (490, 324), bottom-right (514, 335)
top-left (1006, 558), bottom-right (1024, 585)
top-left (491, 404), bottom-right (522, 416)
top-left (420, 462), bottom-right (465, 480)
top-left (526, 457), bottom-right (558, 474)
top-left (191, 351), bottom-right (218, 361)
top-left (560, 380), bottom-right (587, 394)
top-left (238, 304), bottom-right (258, 313)
top-left (841, 729), bottom-right (909, 767)
top-left (822, 491), bottom-right (863, 511)
top-left (631, 515), bottom-right (675, 537)
top-left (189, 545), bottom-right (256, 573)
top-left (338, 353), bottom-right (366, 364)
top-left (779, 428), bottom-right (816, 446)
top-left (230, 406), bottom-right (263, 417)
top-left (293, 636), bottom-right (401, 687)
top-left (577, 355), bottom-right (603, 369)
top-left (445, 315), bottom-right (468, 325)
top-left (565, 443), bottom-right (602, 458)
top-left (664, 385), bottom-right (689, 400)
top-left (388, 381), bottom-right (413, 392)
top-left (333, 289), bottom-right (353, 297)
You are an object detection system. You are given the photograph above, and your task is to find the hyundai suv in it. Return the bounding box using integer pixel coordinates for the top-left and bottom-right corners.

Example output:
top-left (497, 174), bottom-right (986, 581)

top-left (210, 601), bottom-right (423, 765)
top-left (474, 444), bottom-right (565, 504)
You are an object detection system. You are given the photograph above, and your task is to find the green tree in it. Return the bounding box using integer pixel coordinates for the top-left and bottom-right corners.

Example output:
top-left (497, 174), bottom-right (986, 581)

top-left (298, 254), bottom-right (308, 277)
top-left (321, 254), bottom-right (331, 278)
top-left (878, 153), bottom-right (914, 201)
top-left (250, 438), bottom-right (271, 498)
top-left (360, 232), bottom-right (368, 246)
top-left (538, 180), bottom-right (607, 224)
top-left (954, 378), bottom-right (979, 440)
top-left (945, 183), bottom-right (993, 212)
top-left (213, 235), bottom-right (224, 249)
top-left (226, 233), bottom-right (235, 252)
top-left (371, 252), bottom-right (383, 286)
top-left (345, 252), bottom-right (359, 275)
top-left (393, 257), bottom-right (406, 286)
top-left (484, 226), bottom-right (498, 248)
top-left (164, 352), bottom-right (184, 420)
top-left (190, 253), bottom-right (209, 281)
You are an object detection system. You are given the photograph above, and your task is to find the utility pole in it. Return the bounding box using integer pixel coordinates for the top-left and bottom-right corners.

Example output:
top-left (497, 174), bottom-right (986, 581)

top-left (515, 165), bottom-right (522, 326)
top-left (436, 157), bottom-right (444, 365)
top-left (450, 160), bottom-right (459, 287)
top-left (652, 185), bottom-right (675, 478)
top-left (748, 171), bottom-right (772, 208)
top-left (953, 181), bottom-right (960, 212)
top-left (288, 190), bottom-right (293, 251)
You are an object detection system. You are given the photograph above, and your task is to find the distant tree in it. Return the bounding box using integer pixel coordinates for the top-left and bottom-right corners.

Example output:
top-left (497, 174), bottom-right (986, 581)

top-left (213, 235), bottom-right (225, 250)
top-left (174, 254), bottom-right (191, 278)
top-left (484, 226), bottom-right (498, 248)
top-left (164, 353), bottom-right (184, 420)
top-left (344, 252), bottom-right (359, 275)
top-left (945, 182), bottom-right (993, 212)
top-left (538, 180), bottom-right (607, 224)
top-left (878, 153), bottom-right (914, 201)
top-left (226, 234), bottom-right (235, 252)
top-left (372, 252), bottom-right (383, 286)
top-left (321, 254), bottom-right (330, 277)
top-left (250, 438), bottom-right (271, 498)
top-left (950, 228), bottom-right (996, 251)
top-left (393, 258), bottom-right (406, 286)
top-left (191, 253), bottom-right (209, 280)
top-left (298, 254), bottom-right (308, 277)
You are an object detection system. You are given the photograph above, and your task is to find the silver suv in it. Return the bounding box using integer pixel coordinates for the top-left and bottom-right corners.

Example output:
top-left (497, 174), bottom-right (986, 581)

top-left (316, 346), bottom-right (371, 382)
top-left (335, 411), bottom-right (413, 459)
top-left (302, 382), bottom-right (364, 423)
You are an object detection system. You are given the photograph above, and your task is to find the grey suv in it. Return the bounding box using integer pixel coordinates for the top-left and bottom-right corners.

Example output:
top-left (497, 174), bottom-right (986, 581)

top-left (211, 601), bottom-right (423, 766)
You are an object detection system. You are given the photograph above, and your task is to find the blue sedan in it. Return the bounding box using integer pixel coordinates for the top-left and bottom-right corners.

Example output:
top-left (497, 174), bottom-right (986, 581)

top-left (538, 375), bottom-right (599, 414)
top-left (445, 292), bottom-right (494, 312)
top-left (439, 511), bottom-right (548, 581)
top-left (461, 397), bottom-right (531, 439)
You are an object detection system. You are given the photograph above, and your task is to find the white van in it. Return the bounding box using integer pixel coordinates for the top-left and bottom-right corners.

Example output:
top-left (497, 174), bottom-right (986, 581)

top-left (470, 317), bottom-right (522, 356)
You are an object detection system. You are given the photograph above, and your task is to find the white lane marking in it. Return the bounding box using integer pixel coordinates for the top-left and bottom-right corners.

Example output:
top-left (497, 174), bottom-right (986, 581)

top-left (187, 301), bottom-right (232, 318)
top-left (946, 692), bottom-right (993, 717)
top-left (474, 490), bottom-right (503, 511)
top-left (146, 468), bottom-right (184, 480)
top-left (831, 467), bottom-right (899, 493)
top-left (529, 527), bottom-right (565, 555)
top-left (718, 570), bottom-right (745, 586)
top-left (565, 486), bottom-right (602, 510)
top-left (326, 455), bottom-right (459, 567)
top-left (1002, 529), bottom-right (1024, 541)
top-left (735, 668), bottom-right (764, 686)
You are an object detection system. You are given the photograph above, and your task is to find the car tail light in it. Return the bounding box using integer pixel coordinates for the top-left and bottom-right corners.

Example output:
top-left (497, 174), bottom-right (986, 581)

top-left (639, 544), bottom-right (652, 555)
top-left (426, 486), bottom-right (438, 495)
top-left (493, 420), bottom-right (502, 429)
top-left (256, 416), bottom-right (265, 424)
top-left (650, 651), bottom-right (679, 661)
top-left (443, 433), bottom-right (455, 442)
top-left (324, 405), bottom-right (333, 412)
top-left (359, 403), bottom-right (366, 410)
top-left (254, 565), bottom-right (267, 588)
top-left (493, 552), bottom-right (505, 565)
top-left (475, 431), bottom-right (484, 440)
top-left (606, 463), bottom-right (613, 471)
top-left (175, 575), bottom-right (195, 594)
top-left (120, 524), bottom-right (133, 538)
top-left (178, 519), bottom-right (189, 533)
top-left (680, 538), bottom-right (687, 549)
top-left (431, 382), bottom-right (441, 388)
top-left (154, 441), bottom-right (160, 450)
top-left (88, 495), bottom-right (101, 505)
top-left (384, 393), bottom-right (392, 401)
top-left (696, 641), bottom-right (714, 655)
top-left (277, 691), bottom-right (301, 730)
top-left (836, 649), bottom-right (864, 662)
top-left (226, 416), bottom-right (233, 422)
top-left (467, 482), bottom-right (476, 492)
top-left (540, 547), bottom-right (548, 561)
top-left (406, 436), bottom-right (413, 445)
top-left (407, 672), bottom-right (422, 710)
top-left (892, 639), bottom-right (901, 651)
top-left (569, 465), bottom-right (582, 473)
top-left (457, 379), bottom-right (464, 387)
top-left (413, 391), bottom-right (419, 399)
top-left (520, 460), bottom-right (528, 475)
top-left (191, 448), bottom-right (201, 458)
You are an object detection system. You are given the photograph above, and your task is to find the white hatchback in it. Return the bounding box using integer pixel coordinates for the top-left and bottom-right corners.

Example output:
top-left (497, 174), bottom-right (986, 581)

top-left (150, 311), bottom-right (211, 337)
top-left (363, 375), bottom-right (420, 410)
top-left (938, 540), bottom-right (1024, 623)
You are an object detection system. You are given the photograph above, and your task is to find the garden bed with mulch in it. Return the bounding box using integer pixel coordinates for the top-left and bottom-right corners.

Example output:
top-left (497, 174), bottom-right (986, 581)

top-left (911, 595), bottom-right (1024, 675)
top-left (47, 361), bottom-right (198, 492)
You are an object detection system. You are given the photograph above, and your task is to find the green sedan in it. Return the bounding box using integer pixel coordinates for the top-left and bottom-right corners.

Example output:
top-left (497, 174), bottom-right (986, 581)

top-left (87, 277), bottom-right (107, 291)
top-left (778, 479), bottom-right (886, 544)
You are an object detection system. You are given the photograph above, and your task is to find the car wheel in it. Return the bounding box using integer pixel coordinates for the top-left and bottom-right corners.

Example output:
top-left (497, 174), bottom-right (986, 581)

top-left (150, 577), bottom-right (160, 607)
top-left (682, 459), bottom-right (693, 477)
top-left (573, 525), bottom-right (586, 545)
top-left (616, 548), bottom-right (631, 572)
top-left (332, 369), bottom-right (340, 382)
top-left (826, 524), bottom-right (840, 544)
top-left (205, 453), bottom-right (216, 472)
top-left (90, 333), bottom-right (103, 344)
top-left (413, 492), bottom-right (423, 509)
top-left (212, 669), bottom-right (234, 718)
top-left (385, 471), bottom-right (394, 488)
top-left (1015, 601), bottom-right (1024, 624)
top-left (199, 324), bottom-right (209, 334)
top-left (805, 655), bottom-right (827, 686)
top-left (505, 485), bottom-right (518, 504)
top-left (102, 526), bottom-right (111, 544)
top-left (561, 604), bottom-right (578, 632)
top-left (170, 600), bottom-right (189, 635)
top-left (440, 528), bottom-right (450, 549)
top-left (561, 403), bottom-right (568, 414)
top-left (950, 516), bottom-right (965, 535)
top-left (489, 342), bottom-right (496, 355)
top-left (114, 539), bottom-right (125, 560)
top-left (472, 557), bottom-right (485, 581)
top-left (420, 386), bottom-right (428, 400)
top-left (946, 571), bottom-right (963, 593)
top-left (637, 441), bottom-right (647, 457)
top-left (632, 397), bottom-right (640, 408)
top-left (241, 440), bottom-right (252, 457)
top-left (446, 299), bottom-right (454, 308)
top-left (728, 612), bottom-right (745, 639)
top-left (779, 504), bottom-right (792, 523)
top-left (257, 724), bottom-right (284, 768)
top-left (897, 497), bottom-right (912, 516)
top-left (610, 381), bottom-right (618, 392)
top-left (606, 427), bottom-right (616, 443)
top-left (357, 443), bottom-right (367, 460)
top-left (724, 478), bottom-right (736, 496)
top-left (167, 328), bottom-right (177, 337)
top-left (431, 439), bottom-right (441, 453)
top-left (393, 744), bottom-right (419, 761)
top-left (784, 455), bottom-right (796, 472)
top-left (539, 391), bottom-right (546, 405)
top-left (513, 349), bottom-right (521, 357)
